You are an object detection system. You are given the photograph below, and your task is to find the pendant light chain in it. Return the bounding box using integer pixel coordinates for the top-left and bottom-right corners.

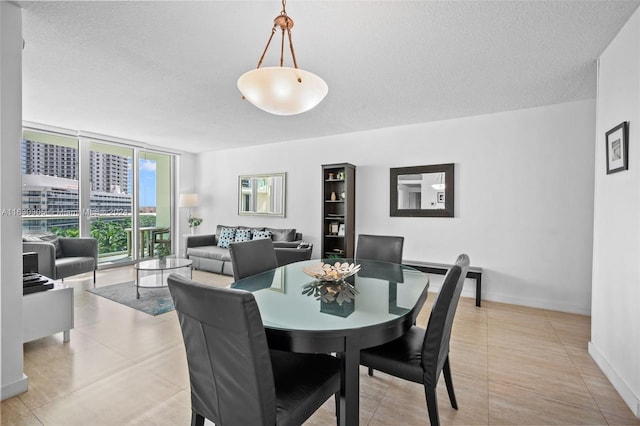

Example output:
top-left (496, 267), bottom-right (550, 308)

top-left (286, 26), bottom-right (299, 70)
top-left (256, 0), bottom-right (299, 71)
top-left (257, 26), bottom-right (277, 69)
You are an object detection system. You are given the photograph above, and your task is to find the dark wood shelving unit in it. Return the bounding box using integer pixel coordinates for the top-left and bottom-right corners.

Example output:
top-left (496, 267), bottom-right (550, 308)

top-left (321, 163), bottom-right (356, 259)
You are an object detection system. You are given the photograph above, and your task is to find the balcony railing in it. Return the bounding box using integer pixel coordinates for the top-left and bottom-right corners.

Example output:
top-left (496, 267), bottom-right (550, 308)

top-left (22, 213), bottom-right (159, 263)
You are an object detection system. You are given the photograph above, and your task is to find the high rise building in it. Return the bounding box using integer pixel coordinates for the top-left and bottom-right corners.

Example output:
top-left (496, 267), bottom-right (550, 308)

top-left (22, 140), bottom-right (130, 193)
top-left (22, 140), bottom-right (78, 180)
top-left (21, 140), bottom-right (134, 233)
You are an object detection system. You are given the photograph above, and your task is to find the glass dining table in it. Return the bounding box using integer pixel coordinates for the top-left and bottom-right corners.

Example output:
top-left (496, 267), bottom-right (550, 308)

top-left (231, 258), bottom-right (430, 426)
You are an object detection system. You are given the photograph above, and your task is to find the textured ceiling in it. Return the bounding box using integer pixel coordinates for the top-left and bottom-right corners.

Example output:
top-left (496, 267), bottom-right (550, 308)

top-left (19, 1), bottom-right (640, 153)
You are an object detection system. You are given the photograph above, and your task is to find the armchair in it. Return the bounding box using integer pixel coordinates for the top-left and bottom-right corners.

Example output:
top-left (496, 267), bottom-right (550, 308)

top-left (23, 236), bottom-right (98, 283)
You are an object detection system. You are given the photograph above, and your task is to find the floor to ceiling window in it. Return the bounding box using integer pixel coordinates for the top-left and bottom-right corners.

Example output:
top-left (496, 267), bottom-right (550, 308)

top-left (88, 140), bottom-right (135, 263)
top-left (21, 130), bottom-right (80, 236)
top-left (139, 151), bottom-right (173, 260)
top-left (21, 128), bottom-right (176, 266)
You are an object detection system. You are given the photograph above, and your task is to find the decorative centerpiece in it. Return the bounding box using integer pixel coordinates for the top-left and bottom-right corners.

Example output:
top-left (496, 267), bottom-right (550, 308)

top-left (302, 261), bottom-right (361, 283)
top-left (302, 262), bottom-right (361, 306)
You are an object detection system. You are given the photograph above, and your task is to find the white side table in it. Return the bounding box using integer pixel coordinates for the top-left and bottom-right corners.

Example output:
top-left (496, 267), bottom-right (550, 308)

top-left (23, 283), bottom-right (74, 343)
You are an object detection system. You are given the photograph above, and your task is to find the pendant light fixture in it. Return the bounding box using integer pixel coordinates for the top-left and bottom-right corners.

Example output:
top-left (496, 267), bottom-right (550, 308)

top-left (237, 0), bottom-right (328, 115)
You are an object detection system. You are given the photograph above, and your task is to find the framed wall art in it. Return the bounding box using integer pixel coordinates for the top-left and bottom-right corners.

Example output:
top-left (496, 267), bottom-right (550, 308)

top-left (606, 122), bottom-right (629, 174)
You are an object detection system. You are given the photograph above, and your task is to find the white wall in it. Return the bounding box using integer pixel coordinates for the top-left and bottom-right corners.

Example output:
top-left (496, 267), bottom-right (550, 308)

top-left (1, 2), bottom-right (28, 400)
top-left (197, 99), bottom-right (596, 314)
top-left (590, 7), bottom-right (640, 417)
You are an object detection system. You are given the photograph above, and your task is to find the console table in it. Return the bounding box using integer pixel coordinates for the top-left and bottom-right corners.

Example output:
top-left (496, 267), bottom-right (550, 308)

top-left (404, 260), bottom-right (483, 307)
top-left (23, 283), bottom-right (74, 343)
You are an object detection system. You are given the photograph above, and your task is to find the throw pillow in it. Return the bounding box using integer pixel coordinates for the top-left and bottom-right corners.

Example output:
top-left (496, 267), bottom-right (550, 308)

top-left (252, 230), bottom-right (272, 240)
top-left (217, 227), bottom-right (237, 249)
top-left (235, 229), bottom-right (252, 242)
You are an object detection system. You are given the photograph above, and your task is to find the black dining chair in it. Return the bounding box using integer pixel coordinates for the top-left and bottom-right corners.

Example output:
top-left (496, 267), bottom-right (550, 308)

top-left (355, 234), bottom-right (404, 264)
top-left (229, 238), bottom-right (278, 282)
top-left (167, 274), bottom-right (341, 426)
top-left (356, 234), bottom-right (405, 375)
top-left (360, 254), bottom-right (470, 426)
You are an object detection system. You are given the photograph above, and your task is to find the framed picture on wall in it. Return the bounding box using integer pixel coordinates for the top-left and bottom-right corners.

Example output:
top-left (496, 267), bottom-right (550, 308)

top-left (606, 121), bottom-right (629, 174)
top-left (338, 223), bottom-right (345, 236)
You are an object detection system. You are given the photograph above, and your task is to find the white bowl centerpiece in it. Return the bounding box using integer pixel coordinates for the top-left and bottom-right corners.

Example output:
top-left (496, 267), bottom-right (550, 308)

top-left (302, 262), bottom-right (361, 305)
top-left (302, 261), bottom-right (361, 283)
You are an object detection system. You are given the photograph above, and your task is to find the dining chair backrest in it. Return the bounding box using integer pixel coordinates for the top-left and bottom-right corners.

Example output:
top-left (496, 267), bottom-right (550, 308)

top-left (168, 274), bottom-right (278, 425)
top-left (229, 238), bottom-right (278, 282)
top-left (356, 234), bottom-right (404, 264)
top-left (421, 254), bottom-right (469, 388)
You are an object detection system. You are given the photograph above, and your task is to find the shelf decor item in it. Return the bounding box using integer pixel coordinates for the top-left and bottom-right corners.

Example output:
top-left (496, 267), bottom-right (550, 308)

top-left (330, 222), bottom-right (339, 234)
top-left (606, 121), bottom-right (629, 174)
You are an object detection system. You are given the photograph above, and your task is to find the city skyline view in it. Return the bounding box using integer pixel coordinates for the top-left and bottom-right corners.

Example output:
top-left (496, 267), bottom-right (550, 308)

top-left (22, 139), bottom-right (158, 208)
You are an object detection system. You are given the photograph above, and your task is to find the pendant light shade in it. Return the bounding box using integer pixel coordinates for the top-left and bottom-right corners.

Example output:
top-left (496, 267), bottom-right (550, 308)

top-left (237, 0), bottom-right (327, 115)
top-left (238, 67), bottom-right (328, 115)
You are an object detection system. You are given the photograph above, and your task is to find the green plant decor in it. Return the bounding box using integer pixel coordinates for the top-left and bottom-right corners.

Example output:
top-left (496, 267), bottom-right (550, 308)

top-left (188, 215), bottom-right (203, 228)
top-left (155, 242), bottom-right (171, 260)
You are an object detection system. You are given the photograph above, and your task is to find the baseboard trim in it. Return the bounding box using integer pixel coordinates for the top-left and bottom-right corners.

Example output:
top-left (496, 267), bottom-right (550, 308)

top-left (426, 278), bottom-right (590, 315)
top-left (589, 341), bottom-right (640, 418)
top-left (1, 374), bottom-right (28, 401)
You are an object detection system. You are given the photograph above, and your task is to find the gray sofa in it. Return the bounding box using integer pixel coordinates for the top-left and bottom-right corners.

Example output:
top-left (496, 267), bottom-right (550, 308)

top-left (186, 225), bottom-right (312, 276)
top-left (23, 234), bottom-right (98, 282)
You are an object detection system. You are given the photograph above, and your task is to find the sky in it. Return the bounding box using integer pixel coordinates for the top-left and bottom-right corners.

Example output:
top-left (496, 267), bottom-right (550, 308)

top-left (138, 159), bottom-right (156, 207)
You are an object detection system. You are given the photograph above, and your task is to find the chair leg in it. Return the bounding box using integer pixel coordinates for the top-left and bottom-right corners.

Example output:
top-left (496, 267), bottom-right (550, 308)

top-left (424, 386), bottom-right (440, 426)
top-left (93, 270), bottom-right (96, 285)
top-left (191, 411), bottom-right (205, 426)
top-left (368, 367), bottom-right (374, 376)
top-left (334, 392), bottom-right (340, 425)
top-left (442, 355), bottom-right (458, 409)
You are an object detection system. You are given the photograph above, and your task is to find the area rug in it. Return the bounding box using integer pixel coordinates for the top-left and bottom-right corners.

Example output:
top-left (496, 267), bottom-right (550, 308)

top-left (87, 281), bottom-right (174, 316)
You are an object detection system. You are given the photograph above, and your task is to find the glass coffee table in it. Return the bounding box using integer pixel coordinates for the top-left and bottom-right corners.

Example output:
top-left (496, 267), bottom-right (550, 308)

top-left (135, 258), bottom-right (193, 299)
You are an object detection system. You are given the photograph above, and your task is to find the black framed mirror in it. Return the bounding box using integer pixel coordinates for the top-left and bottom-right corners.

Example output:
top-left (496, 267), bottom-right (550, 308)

top-left (390, 163), bottom-right (454, 217)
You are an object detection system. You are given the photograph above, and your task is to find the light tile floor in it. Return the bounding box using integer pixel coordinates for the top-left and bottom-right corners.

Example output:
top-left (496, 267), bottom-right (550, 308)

top-left (2, 266), bottom-right (638, 425)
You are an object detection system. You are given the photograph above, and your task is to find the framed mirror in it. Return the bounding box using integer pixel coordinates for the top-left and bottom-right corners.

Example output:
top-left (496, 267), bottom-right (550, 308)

top-left (390, 163), bottom-right (454, 217)
top-left (238, 173), bottom-right (286, 217)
